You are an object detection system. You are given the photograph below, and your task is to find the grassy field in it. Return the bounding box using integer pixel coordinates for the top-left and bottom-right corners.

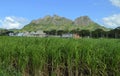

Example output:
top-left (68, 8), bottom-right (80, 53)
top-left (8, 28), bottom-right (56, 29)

top-left (0, 36), bottom-right (120, 76)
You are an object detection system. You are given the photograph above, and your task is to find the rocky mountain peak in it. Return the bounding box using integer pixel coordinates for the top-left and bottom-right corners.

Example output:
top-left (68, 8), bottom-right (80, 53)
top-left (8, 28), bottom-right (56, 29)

top-left (74, 16), bottom-right (94, 26)
top-left (21, 15), bottom-right (108, 31)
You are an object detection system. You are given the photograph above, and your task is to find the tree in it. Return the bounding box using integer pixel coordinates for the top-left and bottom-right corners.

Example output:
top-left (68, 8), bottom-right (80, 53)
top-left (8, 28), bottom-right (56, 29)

top-left (113, 27), bottom-right (120, 38)
top-left (92, 29), bottom-right (105, 38)
top-left (49, 29), bottom-right (57, 35)
top-left (0, 29), bottom-right (10, 36)
top-left (57, 30), bottom-right (64, 36)
top-left (79, 30), bottom-right (90, 37)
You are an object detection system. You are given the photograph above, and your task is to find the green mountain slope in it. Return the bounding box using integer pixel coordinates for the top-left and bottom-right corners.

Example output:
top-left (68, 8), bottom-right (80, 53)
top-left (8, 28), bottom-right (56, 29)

top-left (20, 15), bottom-right (109, 32)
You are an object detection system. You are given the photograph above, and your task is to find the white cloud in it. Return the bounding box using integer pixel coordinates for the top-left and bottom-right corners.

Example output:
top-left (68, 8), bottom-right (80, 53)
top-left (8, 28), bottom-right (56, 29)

top-left (102, 14), bottom-right (120, 28)
top-left (0, 16), bottom-right (29, 29)
top-left (110, 0), bottom-right (120, 7)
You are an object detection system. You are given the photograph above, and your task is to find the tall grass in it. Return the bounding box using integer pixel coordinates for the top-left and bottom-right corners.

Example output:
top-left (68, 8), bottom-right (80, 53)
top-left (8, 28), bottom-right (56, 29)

top-left (0, 36), bottom-right (120, 76)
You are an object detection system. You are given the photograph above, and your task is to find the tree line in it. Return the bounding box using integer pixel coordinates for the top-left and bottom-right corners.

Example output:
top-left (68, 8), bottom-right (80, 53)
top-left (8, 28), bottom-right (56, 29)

top-left (0, 29), bottom-right (13, 36)
top-left (0, 26), bottom-right (120, 38)
top-left (44, 26), bottom-right (120, 38)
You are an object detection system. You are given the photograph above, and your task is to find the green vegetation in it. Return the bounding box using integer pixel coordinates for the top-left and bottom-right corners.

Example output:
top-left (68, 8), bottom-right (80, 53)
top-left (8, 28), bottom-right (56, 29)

top-left (0, 37), bottom-right (120, 76)
top-left (20, 15), bottom-right (108, 32)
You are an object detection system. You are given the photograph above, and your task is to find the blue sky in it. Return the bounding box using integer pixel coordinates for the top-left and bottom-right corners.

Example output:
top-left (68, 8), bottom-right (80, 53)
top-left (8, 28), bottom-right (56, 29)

top-left (0, 0), bottom-right (120, 29)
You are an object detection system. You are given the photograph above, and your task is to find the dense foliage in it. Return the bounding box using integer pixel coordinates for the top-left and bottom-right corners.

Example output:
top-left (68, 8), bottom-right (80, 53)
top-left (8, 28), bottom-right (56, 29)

top-left (0, 37), bottom-right (120, 76)
top-left (44, 27), bottom-right (120, 38)
top-left (0, 29), bottom-right (11, 36)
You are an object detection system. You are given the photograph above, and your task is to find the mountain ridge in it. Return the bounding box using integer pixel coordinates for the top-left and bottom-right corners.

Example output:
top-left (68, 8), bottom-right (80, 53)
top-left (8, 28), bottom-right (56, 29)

top-left (20, 15), bottom-right (109, 32)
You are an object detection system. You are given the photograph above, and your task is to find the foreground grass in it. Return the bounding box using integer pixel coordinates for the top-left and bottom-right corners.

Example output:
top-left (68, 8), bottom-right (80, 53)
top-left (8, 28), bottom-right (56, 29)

top-left (0, 36), bottom-right (120, 76)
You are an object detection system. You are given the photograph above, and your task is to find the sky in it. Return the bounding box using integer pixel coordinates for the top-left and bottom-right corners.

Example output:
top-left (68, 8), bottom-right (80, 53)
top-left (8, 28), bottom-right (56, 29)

top-left (0, 0), bottom-right (120, 29)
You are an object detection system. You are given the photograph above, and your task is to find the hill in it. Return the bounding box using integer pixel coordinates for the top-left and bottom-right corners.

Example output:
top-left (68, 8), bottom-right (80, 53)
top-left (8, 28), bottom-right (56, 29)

top-left (20, 15), bottom-right (109, 32)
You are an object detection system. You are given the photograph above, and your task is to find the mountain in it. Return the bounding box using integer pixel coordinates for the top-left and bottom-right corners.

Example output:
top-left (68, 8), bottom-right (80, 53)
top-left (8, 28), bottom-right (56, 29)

top-left (20, 15), bottom-right (108, 32)
top-left (0, 28), bottom-right (5, 30)
top-left (74, 16), bottom-right (94, 26)
top-left (32, 15), bottom-right (73, 26)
